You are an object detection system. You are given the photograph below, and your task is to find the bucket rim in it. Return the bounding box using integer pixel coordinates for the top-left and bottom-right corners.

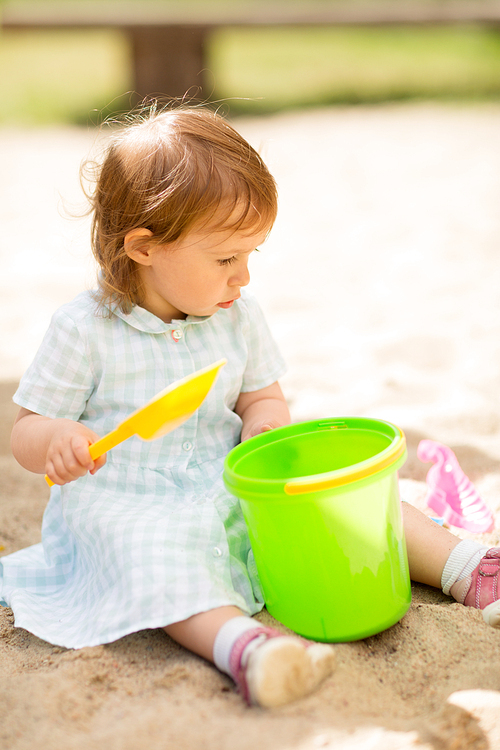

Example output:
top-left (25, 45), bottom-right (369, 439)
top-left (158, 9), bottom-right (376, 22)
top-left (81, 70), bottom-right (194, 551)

top-left (224, 417), bottom-right (406, 496)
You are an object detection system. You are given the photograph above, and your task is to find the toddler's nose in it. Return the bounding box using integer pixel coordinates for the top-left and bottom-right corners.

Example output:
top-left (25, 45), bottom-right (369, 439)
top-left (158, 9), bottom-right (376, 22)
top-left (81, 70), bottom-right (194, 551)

top-left (230, 261), bottom-right (250, 288)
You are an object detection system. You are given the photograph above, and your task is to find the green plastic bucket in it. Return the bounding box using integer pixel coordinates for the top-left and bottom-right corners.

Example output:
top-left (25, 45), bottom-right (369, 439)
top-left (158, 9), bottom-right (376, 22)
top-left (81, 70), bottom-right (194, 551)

top-left (224, 417), bottom-right (411, 642)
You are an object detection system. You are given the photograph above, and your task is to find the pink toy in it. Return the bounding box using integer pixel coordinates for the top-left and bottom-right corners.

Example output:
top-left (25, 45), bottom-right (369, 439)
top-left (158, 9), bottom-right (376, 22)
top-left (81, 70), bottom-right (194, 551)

top-left (417, 439), bottom-right (494, 534)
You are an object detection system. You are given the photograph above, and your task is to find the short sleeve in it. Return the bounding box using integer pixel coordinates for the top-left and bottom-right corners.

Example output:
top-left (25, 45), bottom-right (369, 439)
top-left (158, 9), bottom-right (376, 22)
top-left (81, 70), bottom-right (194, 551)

top-left (239, 293), bottom-right (287, 393)
top-left (13, 307), bottom-right (95, 421)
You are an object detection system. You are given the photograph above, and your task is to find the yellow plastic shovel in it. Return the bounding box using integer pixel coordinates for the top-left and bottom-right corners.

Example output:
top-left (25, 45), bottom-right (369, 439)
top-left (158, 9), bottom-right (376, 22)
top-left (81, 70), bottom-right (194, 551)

top-left (45, 358), bottom-right (226, 487)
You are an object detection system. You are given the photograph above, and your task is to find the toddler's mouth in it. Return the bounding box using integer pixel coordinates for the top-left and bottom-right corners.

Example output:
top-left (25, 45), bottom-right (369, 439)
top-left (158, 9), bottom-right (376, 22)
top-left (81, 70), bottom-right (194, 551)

top-left (218, 298), bottom-right (237, 309)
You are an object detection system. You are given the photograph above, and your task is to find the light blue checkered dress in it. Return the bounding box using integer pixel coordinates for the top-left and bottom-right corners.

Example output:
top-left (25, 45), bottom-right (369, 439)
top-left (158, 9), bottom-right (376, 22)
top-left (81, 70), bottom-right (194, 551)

top-left (0, 289), bottom-right (286, 648)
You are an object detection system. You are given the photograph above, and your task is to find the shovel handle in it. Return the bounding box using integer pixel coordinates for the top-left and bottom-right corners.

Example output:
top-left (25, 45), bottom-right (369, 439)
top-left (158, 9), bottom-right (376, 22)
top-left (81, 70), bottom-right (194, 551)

top-left (44, 427), bottom-right (125, 488)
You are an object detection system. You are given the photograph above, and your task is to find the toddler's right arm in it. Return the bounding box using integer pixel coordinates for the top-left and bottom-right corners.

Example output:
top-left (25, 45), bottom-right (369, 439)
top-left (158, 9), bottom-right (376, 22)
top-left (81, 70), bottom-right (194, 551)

top-left (11, 408), bottom-right (106, 486)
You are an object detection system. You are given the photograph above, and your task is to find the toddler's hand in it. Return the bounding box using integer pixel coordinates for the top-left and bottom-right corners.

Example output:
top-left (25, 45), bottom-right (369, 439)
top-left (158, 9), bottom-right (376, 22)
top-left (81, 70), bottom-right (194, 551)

top-left (45, 420), bottom-right (106, 486)
top-left (241, 419), bottom-right (281, 442)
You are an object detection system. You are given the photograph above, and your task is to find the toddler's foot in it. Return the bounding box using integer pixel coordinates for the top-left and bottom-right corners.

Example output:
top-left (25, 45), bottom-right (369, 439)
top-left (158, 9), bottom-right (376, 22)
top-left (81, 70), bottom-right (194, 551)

top-left (450, 547), bottom-right (500, 627)
top-left (229, 627), bottom-right (336, 708)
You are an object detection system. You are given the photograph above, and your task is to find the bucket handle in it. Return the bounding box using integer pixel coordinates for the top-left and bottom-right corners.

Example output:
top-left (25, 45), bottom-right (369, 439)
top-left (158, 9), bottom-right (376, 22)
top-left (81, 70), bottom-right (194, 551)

top-left (284, 433), bottom-right (407, 496)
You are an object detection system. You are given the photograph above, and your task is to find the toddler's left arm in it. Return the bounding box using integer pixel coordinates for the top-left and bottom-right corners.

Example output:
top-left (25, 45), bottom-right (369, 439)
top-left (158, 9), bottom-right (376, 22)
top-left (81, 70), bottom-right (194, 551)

top-left (235, 382), bottom-right (290, 442)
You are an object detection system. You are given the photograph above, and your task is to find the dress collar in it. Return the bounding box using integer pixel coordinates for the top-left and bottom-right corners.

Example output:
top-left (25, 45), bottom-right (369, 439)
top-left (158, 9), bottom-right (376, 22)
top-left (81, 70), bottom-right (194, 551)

top-left (108, 303), bottom-right (213, 334)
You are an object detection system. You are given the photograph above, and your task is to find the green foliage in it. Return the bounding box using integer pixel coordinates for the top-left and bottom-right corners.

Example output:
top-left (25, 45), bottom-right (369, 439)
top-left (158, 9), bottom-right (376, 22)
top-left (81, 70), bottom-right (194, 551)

top-left (211, 25), bottom-right (500, 114)
top-left (0, 29), bottom-right (132, 125)
top-left (1, 24), bottom-right (500, 124)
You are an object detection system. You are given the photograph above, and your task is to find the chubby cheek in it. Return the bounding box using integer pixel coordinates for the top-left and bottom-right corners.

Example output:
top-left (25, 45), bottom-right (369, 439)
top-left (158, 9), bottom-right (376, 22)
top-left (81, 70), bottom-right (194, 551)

top-left (204, 268), bottom-right (228, 293)
top-left (189, 274), bottom-right (222, 307)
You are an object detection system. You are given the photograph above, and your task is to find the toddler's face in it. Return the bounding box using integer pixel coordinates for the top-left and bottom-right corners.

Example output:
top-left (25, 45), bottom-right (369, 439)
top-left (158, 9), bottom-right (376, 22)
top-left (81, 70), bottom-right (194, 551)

top-left (137, 220), bottom-right (269, 323)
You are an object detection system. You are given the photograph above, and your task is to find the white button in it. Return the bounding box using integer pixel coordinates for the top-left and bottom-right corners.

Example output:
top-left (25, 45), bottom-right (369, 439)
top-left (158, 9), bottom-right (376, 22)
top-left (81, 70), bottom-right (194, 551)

top-left (212, 547), bottom-right (223, 558)
top-left (182, 441), bottom-right (193, 451)
top-left (171, 329), bottom-right (183, 341)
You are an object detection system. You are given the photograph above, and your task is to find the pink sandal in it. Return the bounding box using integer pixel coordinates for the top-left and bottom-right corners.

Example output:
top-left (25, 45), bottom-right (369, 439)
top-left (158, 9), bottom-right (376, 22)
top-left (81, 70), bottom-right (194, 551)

top-left (229, 626), bottom-right (336, 708)
top-left (457, 548), bottom-right (500, 627)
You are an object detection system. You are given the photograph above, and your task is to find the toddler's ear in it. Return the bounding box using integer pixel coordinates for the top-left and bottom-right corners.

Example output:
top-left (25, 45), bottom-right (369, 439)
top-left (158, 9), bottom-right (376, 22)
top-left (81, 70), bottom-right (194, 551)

top-left (124, 228), bottom-right (154, 265)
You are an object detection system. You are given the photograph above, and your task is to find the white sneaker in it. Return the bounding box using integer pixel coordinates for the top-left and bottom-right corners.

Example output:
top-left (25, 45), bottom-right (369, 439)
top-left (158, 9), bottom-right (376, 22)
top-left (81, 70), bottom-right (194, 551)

top-left (483, 599), bottom-right (500, 628)
top-left (230, 627), bottom-right (336, 708)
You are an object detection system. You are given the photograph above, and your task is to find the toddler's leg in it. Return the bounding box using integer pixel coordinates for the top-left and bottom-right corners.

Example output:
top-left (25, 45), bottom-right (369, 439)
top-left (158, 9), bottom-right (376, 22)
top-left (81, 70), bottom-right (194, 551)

top-left (402, 501), bottom-right (461, 588)
top-left (402, 502), bottom-right (500, 627)
top-left (164, 607), bottom-right (335, 708)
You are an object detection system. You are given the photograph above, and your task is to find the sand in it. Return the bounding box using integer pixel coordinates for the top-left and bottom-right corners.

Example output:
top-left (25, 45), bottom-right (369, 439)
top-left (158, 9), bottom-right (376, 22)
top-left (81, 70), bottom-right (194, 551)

top-left (1, 103), bottom-right (500, 749)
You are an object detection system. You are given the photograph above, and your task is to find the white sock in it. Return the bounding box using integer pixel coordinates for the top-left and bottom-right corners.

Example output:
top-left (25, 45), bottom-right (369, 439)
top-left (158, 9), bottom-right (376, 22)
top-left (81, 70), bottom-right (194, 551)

top-left (441, 539), bottom-right (489, 595)
top-left (212, 616), bottom-right (260, 677)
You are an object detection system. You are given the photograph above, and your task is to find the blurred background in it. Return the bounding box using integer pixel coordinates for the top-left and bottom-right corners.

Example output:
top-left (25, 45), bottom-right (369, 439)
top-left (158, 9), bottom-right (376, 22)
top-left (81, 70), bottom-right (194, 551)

top-left (1, 0), bottom-right (500, 124)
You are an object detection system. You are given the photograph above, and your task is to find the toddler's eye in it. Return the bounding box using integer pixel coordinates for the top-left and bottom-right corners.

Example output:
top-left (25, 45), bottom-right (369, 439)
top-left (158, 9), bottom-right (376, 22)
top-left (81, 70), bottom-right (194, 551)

top-left (218, 256), bottom-right (237, 266)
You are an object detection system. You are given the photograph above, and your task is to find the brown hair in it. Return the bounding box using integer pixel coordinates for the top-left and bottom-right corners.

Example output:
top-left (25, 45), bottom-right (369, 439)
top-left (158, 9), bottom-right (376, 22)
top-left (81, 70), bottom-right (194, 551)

top-left (85, 105), bottom-right (278, 313)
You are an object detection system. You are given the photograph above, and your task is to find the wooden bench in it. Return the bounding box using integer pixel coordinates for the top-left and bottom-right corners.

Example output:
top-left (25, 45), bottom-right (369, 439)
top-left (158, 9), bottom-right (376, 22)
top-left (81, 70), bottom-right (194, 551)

top-left (3, 1), bottom-right (500, 101)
